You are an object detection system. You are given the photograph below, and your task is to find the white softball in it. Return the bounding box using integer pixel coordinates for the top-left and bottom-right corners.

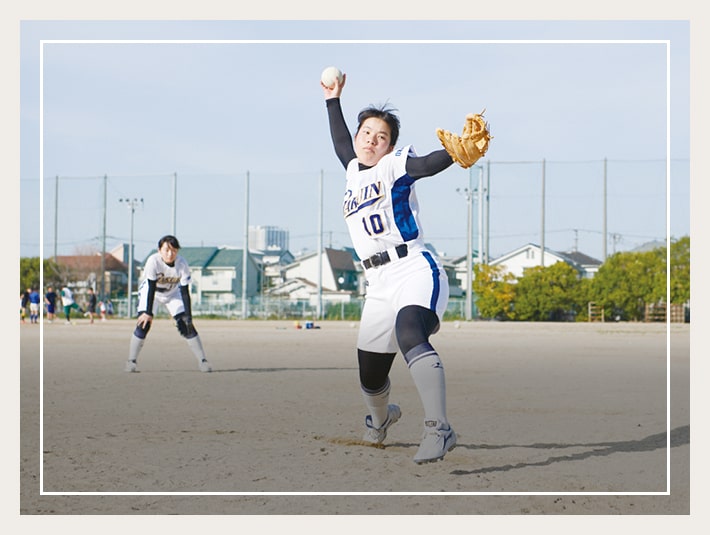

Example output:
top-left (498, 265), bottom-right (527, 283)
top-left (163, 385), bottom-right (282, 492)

top-left (321, 66), bottom-right (343, 88)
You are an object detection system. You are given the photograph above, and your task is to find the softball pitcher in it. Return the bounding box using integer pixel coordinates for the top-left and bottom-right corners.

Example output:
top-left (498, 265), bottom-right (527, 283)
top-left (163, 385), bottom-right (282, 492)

top-left (321, 72), bottom-right (489, 463)
top-left (124, 235), bottom-right (212, 373)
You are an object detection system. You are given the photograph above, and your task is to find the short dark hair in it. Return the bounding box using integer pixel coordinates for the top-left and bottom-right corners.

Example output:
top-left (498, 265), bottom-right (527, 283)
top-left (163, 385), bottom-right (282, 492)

top-left (356, 103), bottom-right (400, 147)
top-left (158, 235), bottom-right (181, 250)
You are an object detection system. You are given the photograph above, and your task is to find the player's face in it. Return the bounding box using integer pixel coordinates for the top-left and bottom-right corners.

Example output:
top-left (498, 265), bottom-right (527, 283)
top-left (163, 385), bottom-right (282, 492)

top-left (159, 242), bottom-right (179, 265)
top-left (354, 118), bottom-right (394, 166)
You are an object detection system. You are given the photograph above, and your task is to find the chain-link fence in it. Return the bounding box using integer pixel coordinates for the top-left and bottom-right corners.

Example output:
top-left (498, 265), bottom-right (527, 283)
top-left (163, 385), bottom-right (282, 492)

top-left (26, 157), bottom-right (685, 265)
top-left (23, 158), bottom-right (687, 323)
top-left (110, 295), bottom-right (476, 322)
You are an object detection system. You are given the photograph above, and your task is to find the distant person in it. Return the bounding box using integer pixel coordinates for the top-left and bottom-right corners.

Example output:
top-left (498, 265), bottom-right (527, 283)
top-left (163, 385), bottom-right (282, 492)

top-left (106, 300), bottom-right (114, 317)
top-left (60, 286), bottom-right (82, 324)
top-left (86, 287), bottom-right (97, 324)
top-left (124, 235), bottom-right (212, 373)
top-left (22, 288), bottom-right (31, 320)
top-left (45, 286), bottom-right (58, 322)
top-left (29, 288), bottom-right (41, 324)
top-left (20, 294), bottom-right (26, 323)
top-left (98, 300), bottom-right (107, 321)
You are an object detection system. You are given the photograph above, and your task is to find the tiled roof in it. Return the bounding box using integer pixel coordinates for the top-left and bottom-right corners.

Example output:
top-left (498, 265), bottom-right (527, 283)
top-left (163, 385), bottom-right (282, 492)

top-left (558, 251), bottom-right (602, 266)
top-left (209, 248), bottom-right (244, 268)
top-left (326, 248), bottom-right (356, 271)
top-left (56, 254), bottom-right (127, 271)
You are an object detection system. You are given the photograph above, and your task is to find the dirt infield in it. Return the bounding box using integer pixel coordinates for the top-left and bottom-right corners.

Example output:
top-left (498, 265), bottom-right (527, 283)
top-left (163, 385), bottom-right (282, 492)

top-left (20, 319), bottom-right (689, 514)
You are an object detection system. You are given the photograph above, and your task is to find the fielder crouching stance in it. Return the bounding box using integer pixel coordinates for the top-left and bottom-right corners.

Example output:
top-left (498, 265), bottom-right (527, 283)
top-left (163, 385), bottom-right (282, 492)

top-left (125, 235), bottom-right (212, 373)
top-left (321, 71), bottom-right (490, 463)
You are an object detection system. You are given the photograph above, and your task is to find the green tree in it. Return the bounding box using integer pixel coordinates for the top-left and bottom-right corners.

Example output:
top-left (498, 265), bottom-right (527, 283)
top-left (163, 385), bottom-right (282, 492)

top-left (472, 263), bottom-right (516, 320)
top-left (592, 249), bottom-right (666, 321)
top-left (19, 257), bottom-right (41, 293)
top-left (20, 257), bottom-right (72, 295)
top-left (42, 258), bottom-right (66, 289)
top-left (670, 236), bottom-right (690, 304)
top-left (513, 262), bottom-right (591, 321)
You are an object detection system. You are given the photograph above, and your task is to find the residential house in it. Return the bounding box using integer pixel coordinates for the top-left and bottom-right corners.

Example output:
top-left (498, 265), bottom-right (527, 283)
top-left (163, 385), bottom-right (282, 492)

top-left (53, 246), bottom-right (130, 300)
top-left (442, 253), bottom-right (481, 298)
top-left (250, 247), bottom-right (296, 294)
top-left (267, 247), bottom-right (359, 305)
top-left (555, 250), bottom-right (603, 279)
top-left (489, 243), bottom-right (602, 279)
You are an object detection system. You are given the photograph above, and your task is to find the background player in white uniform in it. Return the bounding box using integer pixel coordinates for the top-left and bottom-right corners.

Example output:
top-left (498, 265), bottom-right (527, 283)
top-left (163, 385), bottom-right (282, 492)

top-left (322, 72), bottom-right (458, 464)
top-left (60, 286), bottom-right (82, 324)
top-left (124, 235), bottom-right (212, 373)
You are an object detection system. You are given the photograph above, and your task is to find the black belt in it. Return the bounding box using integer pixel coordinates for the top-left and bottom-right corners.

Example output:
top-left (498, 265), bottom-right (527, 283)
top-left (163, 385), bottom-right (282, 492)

top-left (362, 244), bottom-right (408, 270)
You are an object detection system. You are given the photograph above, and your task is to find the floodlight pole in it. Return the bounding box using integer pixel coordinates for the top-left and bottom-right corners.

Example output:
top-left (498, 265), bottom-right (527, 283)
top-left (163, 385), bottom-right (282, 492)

top-left (119, 197), bottom-right (143, 318)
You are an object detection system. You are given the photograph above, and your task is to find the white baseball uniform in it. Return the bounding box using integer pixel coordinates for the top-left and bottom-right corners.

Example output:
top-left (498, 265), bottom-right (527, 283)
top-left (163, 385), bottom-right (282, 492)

top-left (137, 252), bottom-right (192, 317)
top-left (61, 287), bottom-right (74, 306)
top-left (344, 145), bottom-right (449, 353)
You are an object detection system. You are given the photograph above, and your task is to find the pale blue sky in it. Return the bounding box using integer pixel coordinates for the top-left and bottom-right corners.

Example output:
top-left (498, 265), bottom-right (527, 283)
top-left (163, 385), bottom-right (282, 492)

top-left (20, 20), bottom-right (690, 262)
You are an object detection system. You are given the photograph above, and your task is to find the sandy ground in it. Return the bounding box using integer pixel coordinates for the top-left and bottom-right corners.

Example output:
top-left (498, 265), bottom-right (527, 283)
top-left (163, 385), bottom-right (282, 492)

top-left (19, 318), bottom-right (689, 517)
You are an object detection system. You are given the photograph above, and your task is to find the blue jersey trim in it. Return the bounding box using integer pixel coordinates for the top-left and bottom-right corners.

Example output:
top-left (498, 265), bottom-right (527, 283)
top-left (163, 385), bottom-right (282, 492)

top-left (422, 251), bottom-right (441, 311)
top-left (392, 174), bottom-right (418, 241)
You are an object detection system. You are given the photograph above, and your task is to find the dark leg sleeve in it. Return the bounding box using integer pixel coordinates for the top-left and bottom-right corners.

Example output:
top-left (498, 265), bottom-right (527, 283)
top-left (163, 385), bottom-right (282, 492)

top-left (357, 349), bottom-right (396, 392)
top-left (395, 305), bottom-right (440, 356)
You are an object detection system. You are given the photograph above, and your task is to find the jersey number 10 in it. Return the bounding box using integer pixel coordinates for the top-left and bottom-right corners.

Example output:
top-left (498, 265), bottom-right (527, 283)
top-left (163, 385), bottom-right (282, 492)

top-left (362, 213), bottom-right (385, 236)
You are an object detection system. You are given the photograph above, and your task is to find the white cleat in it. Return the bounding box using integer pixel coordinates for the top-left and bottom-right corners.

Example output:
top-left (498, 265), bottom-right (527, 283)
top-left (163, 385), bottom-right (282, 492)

top-left (199, 359), bottom-right (212, 372)
top-left (363, 404), bottom-right (401, 444)
top-left (124, 360), bottom-right (137, 373)
top-left (413, 420), bottom-right (457, 464)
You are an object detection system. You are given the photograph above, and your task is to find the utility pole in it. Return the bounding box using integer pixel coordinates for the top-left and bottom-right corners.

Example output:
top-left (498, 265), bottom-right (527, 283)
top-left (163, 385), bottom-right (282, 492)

top-left (603, 158), bottom-right (608, 261)
top-left (172, 172), bottom-right (177, 235)
top-left (457, 170), bottom-right (475, 321)
top-left (101, 175), bottom-right (107, 299)
top-left (242, 172), bottom-right (249, 320)
top-left (485, 160), bottom-right (491, 264)
top-left (317, 170), bottom-right (324, 320)
top-left (541, 158), bottom-right (546, 267)
top-left (54, 176), bottom-right (59, 261)
top-left (477, 165), bottom-right (484, 266)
